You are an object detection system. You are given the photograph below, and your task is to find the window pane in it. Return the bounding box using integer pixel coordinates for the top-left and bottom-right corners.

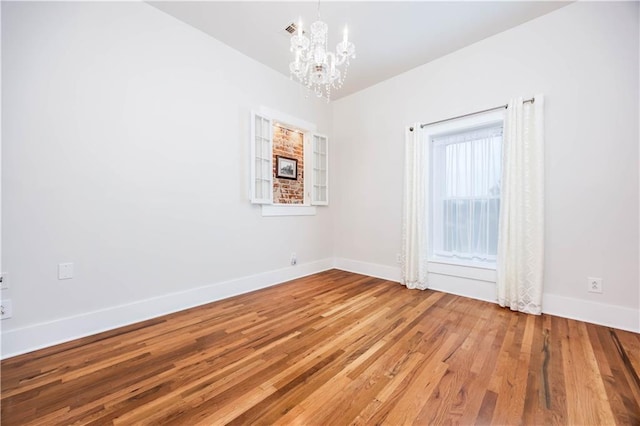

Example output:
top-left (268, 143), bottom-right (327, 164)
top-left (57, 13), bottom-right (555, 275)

top-left (431, 125), bottom-right (502, 263)
top-left (255, 161), bottom-right (262, 180)
top-left (255, 178), bottom-right (262, 198)
top-left (255, 117), bottom-right (262, 141)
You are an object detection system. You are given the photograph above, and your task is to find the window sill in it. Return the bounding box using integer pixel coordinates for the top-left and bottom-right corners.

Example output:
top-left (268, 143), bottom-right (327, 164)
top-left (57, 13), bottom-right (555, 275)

top-left (262, 205), bottom-right (317, 217)
top-left (428, 260), bottom-right (496, 282)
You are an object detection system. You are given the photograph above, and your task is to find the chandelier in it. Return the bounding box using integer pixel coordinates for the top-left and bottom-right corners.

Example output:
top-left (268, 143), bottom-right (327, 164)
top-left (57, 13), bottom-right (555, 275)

top-left (289, 11), bottom-right (355, 101)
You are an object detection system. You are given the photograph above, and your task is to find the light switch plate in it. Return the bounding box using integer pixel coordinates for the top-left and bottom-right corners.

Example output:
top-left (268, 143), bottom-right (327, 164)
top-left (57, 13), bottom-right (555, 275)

top-left (58, 263), bottom-right (74, 280)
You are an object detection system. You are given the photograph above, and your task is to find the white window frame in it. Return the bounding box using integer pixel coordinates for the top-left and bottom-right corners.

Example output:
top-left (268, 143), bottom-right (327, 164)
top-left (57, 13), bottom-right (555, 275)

top-left (250, 107), bottom-right (328, 216)
top-left (424, 109), bottom-right (505, 271)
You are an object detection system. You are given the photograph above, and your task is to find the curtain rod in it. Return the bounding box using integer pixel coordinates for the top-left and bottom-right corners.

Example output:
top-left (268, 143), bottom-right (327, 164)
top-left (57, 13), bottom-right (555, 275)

top-left (417, 97), bottom-right (535, 130)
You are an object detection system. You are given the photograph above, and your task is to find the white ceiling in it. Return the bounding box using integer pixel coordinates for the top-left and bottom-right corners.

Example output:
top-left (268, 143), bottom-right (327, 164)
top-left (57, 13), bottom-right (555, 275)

top-left (149, 1), bottom-right (571, 100)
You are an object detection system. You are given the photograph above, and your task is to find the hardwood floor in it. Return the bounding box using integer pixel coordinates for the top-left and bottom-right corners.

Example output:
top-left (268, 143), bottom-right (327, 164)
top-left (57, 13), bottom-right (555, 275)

top-left (2, 270), bottom-right (639, 425)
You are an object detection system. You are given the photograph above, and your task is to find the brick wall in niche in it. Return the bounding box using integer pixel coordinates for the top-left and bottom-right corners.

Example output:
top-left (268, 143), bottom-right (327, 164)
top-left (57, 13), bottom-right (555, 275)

top-left (273, 125), bottom-right (304, 204)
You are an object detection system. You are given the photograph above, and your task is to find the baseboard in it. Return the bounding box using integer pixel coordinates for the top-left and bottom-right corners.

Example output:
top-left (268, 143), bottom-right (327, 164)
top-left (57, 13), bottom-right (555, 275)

top-left (333, 257), bottom-right (497, 303)
top-left (4, 257), bottom-right (638, 358)
top-left (427, 274), bottom-right (498, 304)
top-left (333, 258), bottom-right (640, 333)
top-left (1, 258), bottom-right (333, 359)
top-left (543, 293), bottom-right (639, 333)
top-left (332, 257), bottom-right (402, 282)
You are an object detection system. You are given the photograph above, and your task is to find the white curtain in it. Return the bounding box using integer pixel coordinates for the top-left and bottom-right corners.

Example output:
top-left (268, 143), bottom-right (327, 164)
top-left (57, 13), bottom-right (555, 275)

top-left (432, 126), bottom-right (503, 263)
top-left (401, 125), bottom-right (429, 290)
top-left (497, 95), bottom-right (545, 314)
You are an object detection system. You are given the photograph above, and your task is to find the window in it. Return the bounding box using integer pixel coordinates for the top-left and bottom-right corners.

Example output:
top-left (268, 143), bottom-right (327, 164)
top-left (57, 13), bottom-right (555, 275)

top-left (250, 109), bottom-right (328, 212)
top-left (428, 111), bottom-right (504, 267)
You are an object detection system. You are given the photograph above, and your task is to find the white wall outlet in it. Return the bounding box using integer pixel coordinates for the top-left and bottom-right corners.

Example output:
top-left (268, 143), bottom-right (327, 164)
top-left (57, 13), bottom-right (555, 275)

top-left (587, 277), bottom-right (603, 294)
top-left (1, 300), bottom-right (13, 319)
top-left (0, 272), bottom-right (8, 289)
top-left (290, 253), bottom-right (297, 266)
top-left (58, 263), bottom-right (74, 280)
top-left (396, 253), bottom-right (402, 264)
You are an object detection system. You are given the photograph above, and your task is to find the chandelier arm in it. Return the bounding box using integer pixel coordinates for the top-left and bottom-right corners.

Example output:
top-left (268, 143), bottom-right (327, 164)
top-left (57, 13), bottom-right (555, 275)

top-left (326, 51), bottom-right (335, 65)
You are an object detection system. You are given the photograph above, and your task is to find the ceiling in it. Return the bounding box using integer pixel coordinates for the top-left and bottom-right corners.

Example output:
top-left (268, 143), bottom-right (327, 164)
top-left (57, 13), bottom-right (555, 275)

top-left (149, 1), bottom-right (572, 100)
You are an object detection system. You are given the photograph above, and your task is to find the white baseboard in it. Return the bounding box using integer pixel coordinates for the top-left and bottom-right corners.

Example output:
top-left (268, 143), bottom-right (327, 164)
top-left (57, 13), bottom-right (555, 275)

top-left (427, 274), bottom-right (498, 304)
top-left (3, 257), bottom-right (638, 359)
top-left (333, 257), bottom-right (498, 303)
top-left (543, 293), bottom-right (639, 333)
top-left (333, 258), bottom-right (640, 333)
top-left (1, 258), bottom-right (333, 359)
top-left (333, 257), bottom-right (402, 282)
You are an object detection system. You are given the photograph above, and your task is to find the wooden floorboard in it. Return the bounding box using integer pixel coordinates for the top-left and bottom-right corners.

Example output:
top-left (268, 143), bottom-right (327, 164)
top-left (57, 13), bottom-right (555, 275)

top-left (2, 269), bottom-right (639, 425)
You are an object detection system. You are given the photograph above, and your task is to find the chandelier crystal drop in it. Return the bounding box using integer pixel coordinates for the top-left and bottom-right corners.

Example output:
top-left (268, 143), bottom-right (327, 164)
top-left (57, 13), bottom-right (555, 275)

top-left (289, 14), bottom-right (355, 101)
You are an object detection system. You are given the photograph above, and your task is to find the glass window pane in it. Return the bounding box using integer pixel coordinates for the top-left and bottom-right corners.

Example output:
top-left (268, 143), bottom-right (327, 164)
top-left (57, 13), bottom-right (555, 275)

top-left (255, 178), bottom-right (262, 198)
top-left (255, 117), bottom-right (262, 140)
top-left (431, 125), bottom-right (502, 263)
top-left (255, 162), bottom-right (262, 180)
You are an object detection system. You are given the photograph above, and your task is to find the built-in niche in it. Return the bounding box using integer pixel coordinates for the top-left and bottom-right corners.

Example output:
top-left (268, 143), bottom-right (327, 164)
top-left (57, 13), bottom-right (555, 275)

top-left (272, 125), bottom-right (304, 204)
top-left (250, 108), bottom-right (328, 216)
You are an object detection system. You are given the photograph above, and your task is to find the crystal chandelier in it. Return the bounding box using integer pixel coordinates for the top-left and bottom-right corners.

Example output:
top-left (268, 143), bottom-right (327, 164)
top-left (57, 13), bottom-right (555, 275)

top-left (289, 9), bottom-right (355, 101)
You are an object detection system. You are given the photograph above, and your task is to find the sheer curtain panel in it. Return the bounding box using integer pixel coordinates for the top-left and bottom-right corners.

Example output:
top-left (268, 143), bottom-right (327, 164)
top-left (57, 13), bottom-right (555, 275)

top-left (431, 126), bottom-right (503, 264)
top-left (401, 125), bottom-right (429, 289)
top-left (497, 96), bottom-right (545, 314)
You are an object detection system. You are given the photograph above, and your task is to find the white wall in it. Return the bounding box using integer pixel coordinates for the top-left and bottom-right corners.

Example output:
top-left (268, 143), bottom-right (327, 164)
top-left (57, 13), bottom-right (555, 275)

top-left (1, 2), bottom-right (333, 357)
top-left (332, 1), bottom-right (640, 331)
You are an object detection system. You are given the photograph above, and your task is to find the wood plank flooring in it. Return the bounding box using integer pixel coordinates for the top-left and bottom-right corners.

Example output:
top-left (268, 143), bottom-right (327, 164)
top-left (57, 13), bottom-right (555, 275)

top-left (2, 269), bottom-right (639, 425)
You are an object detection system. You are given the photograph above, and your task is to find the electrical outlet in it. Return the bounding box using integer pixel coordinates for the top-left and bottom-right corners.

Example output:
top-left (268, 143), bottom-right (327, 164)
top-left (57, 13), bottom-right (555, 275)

top-left (587, 277), bottom-right (603, 294)
top-left (1, 300), bottom-right (12, 319)
top-left (0, 272), bottom-right (7, 289)
top-left (290, 253), bottom-right (297, 266)
top-left (396, 253), bottom-right (402, 264)
top-left (58, 263), bottom-right (74, 280)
